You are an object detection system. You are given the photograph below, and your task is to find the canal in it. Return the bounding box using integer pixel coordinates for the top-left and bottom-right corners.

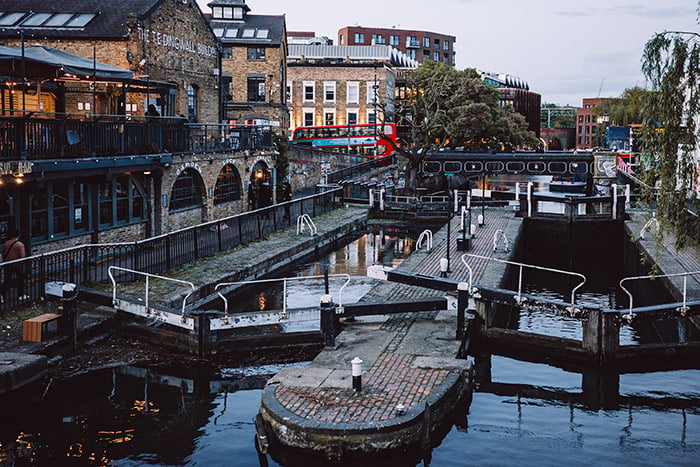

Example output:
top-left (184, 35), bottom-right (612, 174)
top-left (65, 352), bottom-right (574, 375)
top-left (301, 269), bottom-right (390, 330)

top-left (1, 230), bottom-right (698, 465)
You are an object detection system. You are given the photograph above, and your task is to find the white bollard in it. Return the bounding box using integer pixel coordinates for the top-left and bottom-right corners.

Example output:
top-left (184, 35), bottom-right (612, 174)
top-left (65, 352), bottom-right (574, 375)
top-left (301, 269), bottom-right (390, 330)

top-left (351, 357), bottom-right (363, 391)
top-left (439, 257), bottom-right (449, 277)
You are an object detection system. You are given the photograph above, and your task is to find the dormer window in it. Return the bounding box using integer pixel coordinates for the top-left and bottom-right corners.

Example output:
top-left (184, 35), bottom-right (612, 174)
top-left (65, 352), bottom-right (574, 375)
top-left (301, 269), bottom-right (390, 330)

top-left (211, 5), bottom-right (244, 20)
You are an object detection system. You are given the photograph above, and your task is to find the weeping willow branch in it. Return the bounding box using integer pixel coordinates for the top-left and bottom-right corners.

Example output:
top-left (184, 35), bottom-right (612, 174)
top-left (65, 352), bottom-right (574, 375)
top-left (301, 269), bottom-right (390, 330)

top-left (640, 28), bottom-right (700, 248)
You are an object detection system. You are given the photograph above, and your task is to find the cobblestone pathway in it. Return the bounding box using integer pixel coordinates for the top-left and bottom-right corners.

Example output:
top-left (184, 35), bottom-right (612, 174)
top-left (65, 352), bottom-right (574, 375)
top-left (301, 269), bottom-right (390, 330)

top-left (274, 207), bottom-right (519, 421)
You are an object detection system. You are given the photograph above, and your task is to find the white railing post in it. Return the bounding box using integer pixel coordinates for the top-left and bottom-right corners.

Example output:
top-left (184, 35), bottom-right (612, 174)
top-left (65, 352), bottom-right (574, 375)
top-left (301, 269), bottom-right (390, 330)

top-left (527, 182), bottom-right (533, 217)
top-left (612, 184), bottom-right (618, 220)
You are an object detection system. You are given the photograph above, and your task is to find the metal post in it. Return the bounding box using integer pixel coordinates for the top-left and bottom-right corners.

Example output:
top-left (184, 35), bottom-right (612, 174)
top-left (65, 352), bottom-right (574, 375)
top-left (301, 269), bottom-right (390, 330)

top-left (457, 282), bottom-right (469, 340)
top-left (481, 173), bottom-right (486, 226)
top-left (320, 294), bottom-right (335, 348)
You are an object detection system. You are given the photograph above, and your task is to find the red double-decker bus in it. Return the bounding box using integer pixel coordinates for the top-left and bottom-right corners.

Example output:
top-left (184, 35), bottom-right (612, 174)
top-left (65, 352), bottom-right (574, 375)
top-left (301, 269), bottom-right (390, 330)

top-left (291, 123), bottom-right (397, 157)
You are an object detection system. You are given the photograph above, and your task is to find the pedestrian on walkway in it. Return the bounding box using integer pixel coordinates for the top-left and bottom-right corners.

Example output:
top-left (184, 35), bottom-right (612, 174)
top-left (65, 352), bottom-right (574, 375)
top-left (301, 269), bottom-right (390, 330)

top-left (1, 228), bottom-right (28, 302)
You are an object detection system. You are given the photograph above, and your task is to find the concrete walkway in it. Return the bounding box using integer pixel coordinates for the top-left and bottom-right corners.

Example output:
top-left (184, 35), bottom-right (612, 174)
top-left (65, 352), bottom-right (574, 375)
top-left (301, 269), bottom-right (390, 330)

top-left (626, 210), bottom-right (700, 301)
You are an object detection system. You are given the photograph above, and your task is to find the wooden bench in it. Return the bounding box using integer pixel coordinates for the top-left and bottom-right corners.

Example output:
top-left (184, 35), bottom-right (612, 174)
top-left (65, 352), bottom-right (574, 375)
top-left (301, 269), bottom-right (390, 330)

top-left (22, 313), bottom-right (62, 342)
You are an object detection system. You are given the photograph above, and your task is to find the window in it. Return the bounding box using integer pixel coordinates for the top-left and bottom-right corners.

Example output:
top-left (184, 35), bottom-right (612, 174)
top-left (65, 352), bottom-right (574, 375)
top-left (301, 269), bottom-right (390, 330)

top-left (578, 115), bottom-right (583, 123)
top-left (247, 76), bottom-right (266, 102)
top-left (233, 7), bottom-right (244, 19)
top-left (406, 49), bottom-right (416, 59)
top-left (407, 36), bottom-right (418, 46)
top-left (286, 81), bottom-right (292, 103)
top-left (303, 110), bottom-right (314, 126)
top-left (222, 47), bottom-right (232, 59)
top-left (578, 125), bottom-right (583, 133)
top-left (256, 29), bottom-right (269, 39)
top-left (372, 34), bottom-right (384, 44)
top-left (214, 165), bottom-right (242, 205)
top-left (367, 110), bottom-right (376, 125)
top-left (222, 7), bottom-right (233, 19)
top-left (303, 81), bottom-right (314, 102)
top-left (339, 34), bottom-right (345, 45)
top-left (367, 81), bottom-right (379, 104)
top-left (44, 13), bottom-right (73, 27)
top-left (423, 37), bottom-right (430, 47)
top-left (347, 82), bottom-right (359, 104)
top-left (212, 6), bottom-right (223, 18)
top-left (187, 84), bottom-right (198, 122)
top-left (170, 169), bottom-right (203, 211)
top-left (443, 40), bottom-right (449, 51)
top-left (324, 110), bottom-right (335, 126)
top-left (225, 28), bottom-right (238, 38)
top-left (353, 32), bottom-right (364, 44)
top-left (323, 81), bottom-right (335, 103)
top-left (347, 111), bottom-right (358, 125)
top-left (585, 115), bottom-right (591, 123)
top-left (20, 13), bottom-right (51, 26)
top-left (242, 28), bottom-right (255, 38)
top-left (434, 38), bottom-right (440, 49)
top-left (212, 28), bottom-right (224, 37)
top-left (247, 47), bottom-right (266, 60)
top-left (97, 176), bottom-right (146, 229)
top-left (433, 51), bottom-right (439, 61)
top-left (390, 35), bottom-right (399, 46)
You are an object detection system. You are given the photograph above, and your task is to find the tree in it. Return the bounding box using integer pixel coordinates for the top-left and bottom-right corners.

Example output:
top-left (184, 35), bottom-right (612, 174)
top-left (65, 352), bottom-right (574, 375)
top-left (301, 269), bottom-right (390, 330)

top-left (387, 61), bottom-right (538, 191)
top-left (640, 22), bottom-right (700, 247)
top-left (593, 87), bottom-right (651, 127)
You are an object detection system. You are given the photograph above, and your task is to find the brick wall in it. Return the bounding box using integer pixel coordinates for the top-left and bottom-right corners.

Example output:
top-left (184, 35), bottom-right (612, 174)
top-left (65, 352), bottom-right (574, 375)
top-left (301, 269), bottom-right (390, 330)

top-left (160, 150), bottom-right (276, 233)
top-left (2, 1), bottom-right (219, 122)
top-left (287, 65), bottom-right (394, 130)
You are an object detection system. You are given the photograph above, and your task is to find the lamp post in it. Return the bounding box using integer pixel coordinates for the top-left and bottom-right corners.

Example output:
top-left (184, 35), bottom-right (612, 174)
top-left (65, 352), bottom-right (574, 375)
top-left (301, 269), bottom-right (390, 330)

top-left (596, 113), bottom-right (609, 148)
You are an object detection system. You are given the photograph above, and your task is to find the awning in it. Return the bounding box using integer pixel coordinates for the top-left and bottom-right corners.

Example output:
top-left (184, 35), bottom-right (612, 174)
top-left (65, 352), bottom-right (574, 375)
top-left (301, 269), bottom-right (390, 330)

top-left (0, 44), bottom-right (133, 80)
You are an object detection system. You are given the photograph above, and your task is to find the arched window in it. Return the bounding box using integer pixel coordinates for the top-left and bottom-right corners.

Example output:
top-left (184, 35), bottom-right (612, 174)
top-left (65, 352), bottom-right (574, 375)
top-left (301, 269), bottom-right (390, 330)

top-left (169, 169), bottom-right (203, 211)
top-left (214, 164), bottom-right (242, 205)
top-left (187, 84), bottom-right (198, 122)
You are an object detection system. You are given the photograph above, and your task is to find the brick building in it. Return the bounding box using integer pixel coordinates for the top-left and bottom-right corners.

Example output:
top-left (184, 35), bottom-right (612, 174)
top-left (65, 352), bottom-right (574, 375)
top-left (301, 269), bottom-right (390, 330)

top-left (337, 26), bottom-right (455, 67)
top-left (205, 0), bottom-right (289, 130)
top-left (0, 1), bottom-right (278, 254)
top-left (0, 0), bottom-right (219, 122)
top-left (287, 44), bottom-right (417, 132)
top-left (575, 98), bottom-right (602, 149)
top-left (480, 71), bottom-right (542, 137)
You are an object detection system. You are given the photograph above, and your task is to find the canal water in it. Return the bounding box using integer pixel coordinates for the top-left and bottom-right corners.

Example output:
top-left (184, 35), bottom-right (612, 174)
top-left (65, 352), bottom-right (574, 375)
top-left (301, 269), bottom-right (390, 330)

top-left (1, 231), bottom-right (699, 466)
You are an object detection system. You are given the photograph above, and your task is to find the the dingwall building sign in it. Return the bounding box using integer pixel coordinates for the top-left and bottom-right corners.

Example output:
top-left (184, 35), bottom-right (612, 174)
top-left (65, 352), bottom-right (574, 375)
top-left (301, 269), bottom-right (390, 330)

top-left (137, 27), bottom-right (217, 58)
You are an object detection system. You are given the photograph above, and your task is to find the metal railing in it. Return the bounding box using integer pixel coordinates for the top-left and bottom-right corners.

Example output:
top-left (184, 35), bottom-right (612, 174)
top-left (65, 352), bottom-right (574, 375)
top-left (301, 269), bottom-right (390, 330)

top-left (619, 270), bottom-right (700, 322)
top-left (0, 189), bottom-right (341, 311)
top-left (462, 253), bottom-right (587, 314)
top-left (0, 112), bottom-right (274, 160)
top-left (213, 274), bottom-right (351, 324)
top-left (108, 266), bottom-right (195, 324)
top-left (296, 214), bottom-right (317, 236)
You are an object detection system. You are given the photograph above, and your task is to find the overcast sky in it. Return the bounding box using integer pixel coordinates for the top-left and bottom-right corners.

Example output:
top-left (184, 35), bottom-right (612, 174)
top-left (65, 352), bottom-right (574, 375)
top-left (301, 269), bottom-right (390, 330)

top-left (199, 0), bottom-right (699, 106)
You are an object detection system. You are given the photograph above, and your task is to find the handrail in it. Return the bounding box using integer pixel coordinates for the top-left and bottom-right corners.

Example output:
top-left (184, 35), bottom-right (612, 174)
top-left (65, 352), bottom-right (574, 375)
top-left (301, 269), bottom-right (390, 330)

top-left (461, 253), bottom-right (587, 315)
top-left (619, 270), bottom-right (700, 322)
top-left (639, 212), bottom-right (660, 240)
top-left (296, 213), bottom-right (317, 236)
top-left (214, 274), bottom-right (351, 322)
top-left (492, 229), bottom-right (509, 253)
top-left (416, 229), bottom-right (433, 251)
top-left (108, 266), bottom-right (195, 323)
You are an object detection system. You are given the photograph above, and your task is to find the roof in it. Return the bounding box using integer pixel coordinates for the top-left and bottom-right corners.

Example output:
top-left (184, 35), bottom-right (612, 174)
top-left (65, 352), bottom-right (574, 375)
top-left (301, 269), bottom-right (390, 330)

top-left (208, 14), bottom-right (285, 46)
top-left (0, 44), bottom-right (133, 79)
top-left (288, 44), bottom-right (418, 68)
top-left (0, 0), bottom-right (167, 39)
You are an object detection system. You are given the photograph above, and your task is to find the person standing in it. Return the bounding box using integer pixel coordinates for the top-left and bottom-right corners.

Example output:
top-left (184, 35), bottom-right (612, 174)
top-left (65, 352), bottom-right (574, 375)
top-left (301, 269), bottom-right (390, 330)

top-left (2, 228), bottom-right (27, 301)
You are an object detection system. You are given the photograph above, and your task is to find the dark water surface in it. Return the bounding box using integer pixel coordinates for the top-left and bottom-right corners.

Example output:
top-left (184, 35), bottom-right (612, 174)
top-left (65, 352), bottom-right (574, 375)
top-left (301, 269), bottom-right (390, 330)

top-left (2, 232), bottom-right (699, 466)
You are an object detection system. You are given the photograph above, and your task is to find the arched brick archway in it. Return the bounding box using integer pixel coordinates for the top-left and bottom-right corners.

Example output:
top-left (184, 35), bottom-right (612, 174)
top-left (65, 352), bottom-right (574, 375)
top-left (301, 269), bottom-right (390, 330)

top-left (213, 164), bottom-right (243, 205)
top-left (248, 160), bottom-right (272, 209)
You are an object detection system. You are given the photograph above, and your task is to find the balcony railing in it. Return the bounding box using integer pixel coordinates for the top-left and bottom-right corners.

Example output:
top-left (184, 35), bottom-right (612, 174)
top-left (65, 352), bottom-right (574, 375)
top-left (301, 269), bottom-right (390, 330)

top-left (0, 112), bottom-right (275, 160)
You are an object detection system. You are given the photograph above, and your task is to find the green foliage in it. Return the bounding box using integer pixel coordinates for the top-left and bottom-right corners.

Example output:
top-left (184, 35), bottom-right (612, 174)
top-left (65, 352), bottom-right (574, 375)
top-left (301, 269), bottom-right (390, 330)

top-left (389, 61), bottom-right (539, 191)
top-left (593, 87), bottom-right (651, 126)
top-left (640, 28), bottom-right (700, 248)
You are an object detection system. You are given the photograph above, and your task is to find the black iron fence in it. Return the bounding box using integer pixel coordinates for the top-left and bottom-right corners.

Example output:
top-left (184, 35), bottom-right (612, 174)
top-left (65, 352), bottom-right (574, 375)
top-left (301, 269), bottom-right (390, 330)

top-left (0, 189), bottom-right (341, 311)
top-left (0, 114), bottom-right (274, 160)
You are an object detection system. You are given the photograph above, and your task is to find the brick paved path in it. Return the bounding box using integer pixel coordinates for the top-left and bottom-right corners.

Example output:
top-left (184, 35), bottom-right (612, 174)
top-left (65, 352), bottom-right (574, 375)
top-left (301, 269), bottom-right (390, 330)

top-left (273, 207), bottom-right (520, 423)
